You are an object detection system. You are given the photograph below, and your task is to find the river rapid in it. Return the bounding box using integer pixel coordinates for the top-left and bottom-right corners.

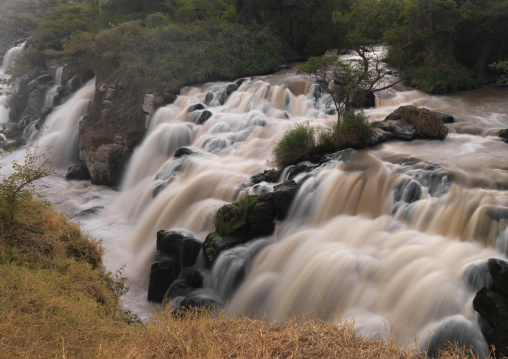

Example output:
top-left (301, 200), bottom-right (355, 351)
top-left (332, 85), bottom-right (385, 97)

top-left (1, 46), bottom-right (508, 355)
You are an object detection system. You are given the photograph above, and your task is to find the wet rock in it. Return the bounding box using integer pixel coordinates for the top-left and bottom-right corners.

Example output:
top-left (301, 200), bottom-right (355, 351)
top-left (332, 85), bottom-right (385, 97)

top-left (474, 288), bottom-right (508, 328)
top-left (287, 164), bottom-right (316, 181)
top-left (65, 163), bottom-right (91, 181)
top-left (187, 103), bottom-right (205, 113)
top-left (273, 180), bottom-right (298, 220)
top-left (425, 316), bottom-right (489, 359)
top-left (190, 110), bottom-right (212, 125)
top-left (148, 230), bottom-right (202, 302)
top-left (226, 83), bottom-right (238, 95)
top-left (74, 206), bottom-right (104, 218)
top-left (368, 127), bottom-right (393, 146)
top-left (157, 229), bottom-right (203, 268)
top-left (204, 92), bottom-right (214, 105)
top-left (499, 129), bottom-right (508, 143)
top-left (163, 267), bottom-right (204, 301)
top-left (411, 170), bottom-right (453, 197)
top-left (152, 181), bottom-right (169, 198)
top-left (436, 111), bottom-right (454, 123)
top-left (394, 178), bottom-right (422, 204)
top-left (472, 258), bottom-right (508, 357)
top-left (174, 147), bottom-right (195, 158)
top-left (377, 119), bottom-right (416, 141)
top-left (400, 157), bottom-right (420, 166)
top-left (250, 169), bottom-right (281, 184)
top-left (148, 252), bottom-right (181, 302)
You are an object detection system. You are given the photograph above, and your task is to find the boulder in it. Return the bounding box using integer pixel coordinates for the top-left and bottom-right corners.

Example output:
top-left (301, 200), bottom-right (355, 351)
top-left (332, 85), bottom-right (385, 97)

top-left (187, 103), bottom-right (205, 113)
top-left (156, 229), bottom-right (202, 268)
top-left (147, 230), bottom-right (203, 302)
top-left (394, 178), bottom-right (422, 204)
top-left (250, 169), bottom-right (281, 184)
top-left (163, 267), bottom-right (204, 301)
top-left (174, 147), bottom-right (195, 158)
top-left (190, 110), bottom-right (212, 125)
top-left (273, 180), bottom-right (298, 220)
top-left (368, 127), bottom-right (393, 146)
top-left (147, 252), bottom-right (181, 302)
top-left (472, 258), bottom-right (508, 357)
top-left (435, 111), bottom-right (454, 123)
top-left (65, 163), bottom-right (91, 181)
top-left (203, 181), bottom-right (300, 267)
top-left (377, 119), bottom-right (416, 141)
top-left (499, 129), bottom-right (508, 143)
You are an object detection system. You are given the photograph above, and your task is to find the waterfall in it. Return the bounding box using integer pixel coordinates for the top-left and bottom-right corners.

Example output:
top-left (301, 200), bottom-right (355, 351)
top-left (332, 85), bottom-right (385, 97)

top-left (4, 61), bottom-right (507, 355)
top-left (0, 42), bottom-right (25, 71)
top-left (43, 66), bottom-right (65, 108)
top-left (36, 79), bottom-right (95, 167)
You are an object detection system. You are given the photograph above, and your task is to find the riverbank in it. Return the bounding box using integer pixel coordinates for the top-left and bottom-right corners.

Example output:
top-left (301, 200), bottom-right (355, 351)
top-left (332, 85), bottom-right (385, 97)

top-left (0, 194), bottom-right (476, 358)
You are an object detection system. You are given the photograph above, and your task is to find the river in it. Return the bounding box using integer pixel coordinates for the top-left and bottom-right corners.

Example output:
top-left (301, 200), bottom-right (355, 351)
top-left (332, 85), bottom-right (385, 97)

top-left (1, 46), bottom-right (507, 355)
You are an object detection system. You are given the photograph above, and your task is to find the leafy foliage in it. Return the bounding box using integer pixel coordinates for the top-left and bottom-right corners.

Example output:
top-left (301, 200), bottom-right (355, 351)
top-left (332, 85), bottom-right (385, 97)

top-left (490, 60), bottom-right (508, 84)
top-left (297, 55), bottom-right (398, 121)
top-left (0, 145), bottom-right (55, 222)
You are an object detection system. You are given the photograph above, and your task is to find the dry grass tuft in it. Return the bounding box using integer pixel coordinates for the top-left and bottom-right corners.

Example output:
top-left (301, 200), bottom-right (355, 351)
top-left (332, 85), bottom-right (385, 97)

top-left (396, 107), bottom-right (448, 140)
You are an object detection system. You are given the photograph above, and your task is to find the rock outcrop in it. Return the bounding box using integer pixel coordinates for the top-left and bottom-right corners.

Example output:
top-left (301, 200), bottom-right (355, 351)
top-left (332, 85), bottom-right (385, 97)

top-left (473, 258), bottom-right (508, 358)
top-left (203, 180), bottom-right (299, 267)
top-left (148, 229), bottom-right (202, 302)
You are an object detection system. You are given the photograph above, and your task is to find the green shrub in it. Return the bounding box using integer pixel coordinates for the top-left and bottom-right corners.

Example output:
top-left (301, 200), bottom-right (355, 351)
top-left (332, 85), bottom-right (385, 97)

top-left (403, 65), bottom-right (476, 94)
top-left (334, 110), bottom-right (372, 150)
top-left (272, 123), bottom-right (316, 169)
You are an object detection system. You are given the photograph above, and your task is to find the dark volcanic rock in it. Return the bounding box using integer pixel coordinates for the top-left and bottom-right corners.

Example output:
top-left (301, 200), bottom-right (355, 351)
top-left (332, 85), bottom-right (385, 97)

top-left (190, 110), bottom-right (212, 125)
top-left (435, 111), bottom-right (454, 123)
top-left (250, 169), bottom-right (281, 184)
top-left (148, 230), bottom-right (202, 302)
top-left (273, 180), bottom-right (298, 220)
top-left (65, 163), bottom-right (91, 181)
top-left (148, 252), bottom-right (181, 302)
top-left (368, 127), bottom-right (393, 146)
top-left (472, 258), bottom-right (508, 357)
top-left (377, 119), bottom-right (416, 141)
top-left (203, 180), bottom-right (299, 267)
top-left (187, 103), bottom-right (205, 113)
top-left (174, 147), bottom-right (195, 158)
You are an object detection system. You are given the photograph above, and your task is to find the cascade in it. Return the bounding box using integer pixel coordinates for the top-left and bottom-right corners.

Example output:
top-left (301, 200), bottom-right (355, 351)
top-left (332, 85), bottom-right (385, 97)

top-left (1, 54), bottom-right (507, 355)
top-left (0, 42), bottom-right (25, 71)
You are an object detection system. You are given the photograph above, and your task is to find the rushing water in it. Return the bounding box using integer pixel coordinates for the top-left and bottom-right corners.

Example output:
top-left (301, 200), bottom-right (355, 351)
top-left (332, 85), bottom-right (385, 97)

top-left (1, 45), bottom-right (508, 355)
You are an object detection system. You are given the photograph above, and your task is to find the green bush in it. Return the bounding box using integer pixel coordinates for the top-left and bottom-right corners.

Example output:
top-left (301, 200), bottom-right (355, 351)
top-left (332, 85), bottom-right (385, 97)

top-left (403, 65), bottom-right (476, 94)
top-left (272, 123), bottom-right (316, 169)
top-left (333, 110), bottom-right (372, 150)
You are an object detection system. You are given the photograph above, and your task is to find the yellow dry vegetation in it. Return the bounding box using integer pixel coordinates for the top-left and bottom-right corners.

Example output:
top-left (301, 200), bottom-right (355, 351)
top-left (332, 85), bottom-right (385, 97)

top-left (0, 197), bottom-right (494, 359)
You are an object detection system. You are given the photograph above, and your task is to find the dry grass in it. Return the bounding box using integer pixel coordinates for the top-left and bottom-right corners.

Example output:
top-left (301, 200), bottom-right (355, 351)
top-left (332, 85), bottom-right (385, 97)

top-left (399, 107), bottom-right (448, 140)
top-left (0, 197), bottom-right (493, 359)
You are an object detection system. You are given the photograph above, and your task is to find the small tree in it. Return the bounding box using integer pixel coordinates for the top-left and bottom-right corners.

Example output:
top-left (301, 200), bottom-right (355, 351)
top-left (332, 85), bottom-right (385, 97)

top-left (0, 144), bottom-right (55, 222)
top-left (296, 54), bottom-right (399, 123)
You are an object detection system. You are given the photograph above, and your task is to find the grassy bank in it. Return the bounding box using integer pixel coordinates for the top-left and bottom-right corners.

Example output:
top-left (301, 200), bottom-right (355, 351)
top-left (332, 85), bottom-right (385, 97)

top-left (0, 192), bottom-right (486, 358)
